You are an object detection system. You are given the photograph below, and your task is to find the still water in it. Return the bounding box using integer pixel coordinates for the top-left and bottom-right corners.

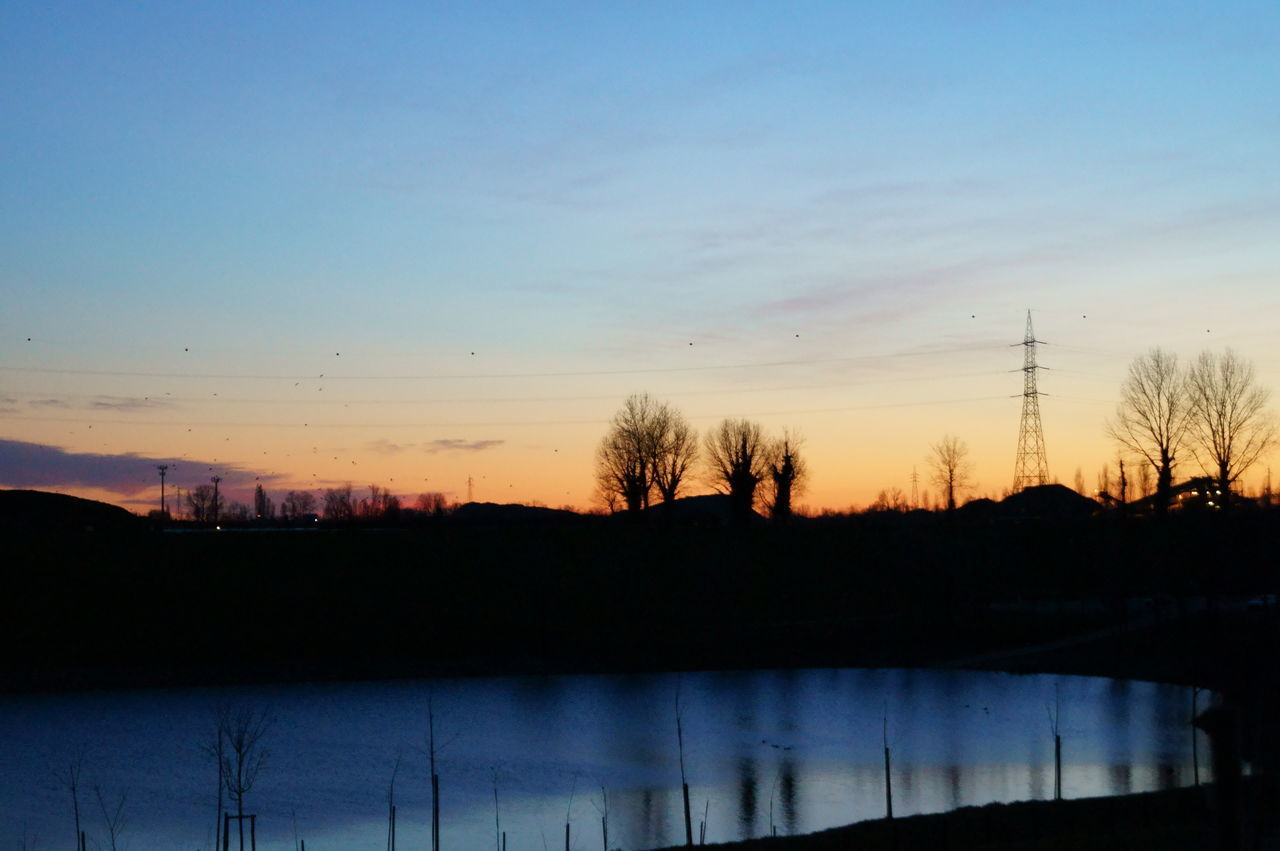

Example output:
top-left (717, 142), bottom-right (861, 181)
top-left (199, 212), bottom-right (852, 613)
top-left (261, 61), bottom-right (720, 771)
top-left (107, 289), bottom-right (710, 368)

top-left (1, 669), bottom-right (1207, 850)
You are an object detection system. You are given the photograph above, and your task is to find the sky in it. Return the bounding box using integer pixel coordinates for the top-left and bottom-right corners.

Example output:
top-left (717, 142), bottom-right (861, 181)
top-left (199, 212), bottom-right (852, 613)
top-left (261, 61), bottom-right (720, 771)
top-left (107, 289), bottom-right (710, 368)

top-left (2, 1), bottom-right (1279, 514)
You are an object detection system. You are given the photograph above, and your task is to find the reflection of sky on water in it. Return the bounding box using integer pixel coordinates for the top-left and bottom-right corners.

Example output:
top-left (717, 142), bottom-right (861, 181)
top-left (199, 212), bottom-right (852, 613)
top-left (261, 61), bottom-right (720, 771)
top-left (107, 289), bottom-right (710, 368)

top-left (0, 669), bottom-right (1210, 850)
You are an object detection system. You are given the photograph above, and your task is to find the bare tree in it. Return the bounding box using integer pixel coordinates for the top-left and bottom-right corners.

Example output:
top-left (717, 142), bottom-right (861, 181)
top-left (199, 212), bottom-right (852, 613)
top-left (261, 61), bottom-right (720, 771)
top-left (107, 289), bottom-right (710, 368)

top-left (705, 418), bottom-right (770, 522)
top-left (1136, 462), bottom-right (1153, 499)
top-left (281, 489), bottom-right (317, 521)
top-left (764, 430), bottom-right (806, 522)
top-left (596, 394), bottom-right (661, 515)
top-left (94, 785), bottom-right (127, 851)
top-left (652, 405), bottom-right (699, 509)
top-left (1185, 348), bottom-right (1276, 502)
top-left (186, 484), bottom-right (221, 524)
top-left (1107, 348), bottom-right (1190, 513)
top-left (58, 747), bottom-right (86, 850)
top-left (322, 483), bottom-right (356, 522)
top-left (416, 492), bottom-right (452, 516)
top-left (218, 705), bottom-right (274, 851)
top-left (1096, 463), bottom-right (1112, 500)
top-left (204, 717), bottom-right (226, 851)
top-left (596, 394), bottom-right (698, 515)
top-left (222, 501), bottom-right (250, 523)
top-left (360, 484), bottom-right (401, 521)
top-left (868, 488), bottom-right (909, 512)
top-left (253, 485), bottom-right (274, 521)
top-left (928, 435), bottom-right (973, 511)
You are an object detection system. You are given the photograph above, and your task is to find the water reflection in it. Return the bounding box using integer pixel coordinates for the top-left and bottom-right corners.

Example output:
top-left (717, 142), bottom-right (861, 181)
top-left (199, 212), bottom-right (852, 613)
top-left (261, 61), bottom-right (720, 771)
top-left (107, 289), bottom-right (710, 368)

top-left (736, 756), bottom-right (758, 838)
top-left (779, 757), bottom-right (798, 835)
top-left (0, 670), bottom-right (1212, 851)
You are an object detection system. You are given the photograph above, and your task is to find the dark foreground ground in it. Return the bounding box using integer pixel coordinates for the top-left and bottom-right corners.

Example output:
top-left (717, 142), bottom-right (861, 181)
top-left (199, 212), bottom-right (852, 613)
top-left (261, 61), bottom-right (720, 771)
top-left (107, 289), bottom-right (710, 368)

top-left (5, 510), bottom-right (1279, 690)
top-left (654, 777), bottom-right (1280, 851)
top-left (5, 509), bottom-right (1280, 848)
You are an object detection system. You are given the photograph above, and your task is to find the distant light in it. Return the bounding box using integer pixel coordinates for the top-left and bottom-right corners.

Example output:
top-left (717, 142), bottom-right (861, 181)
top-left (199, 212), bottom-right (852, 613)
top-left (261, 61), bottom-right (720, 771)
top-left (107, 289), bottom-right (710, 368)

top-left (215, 525), bottom-right (222, 531)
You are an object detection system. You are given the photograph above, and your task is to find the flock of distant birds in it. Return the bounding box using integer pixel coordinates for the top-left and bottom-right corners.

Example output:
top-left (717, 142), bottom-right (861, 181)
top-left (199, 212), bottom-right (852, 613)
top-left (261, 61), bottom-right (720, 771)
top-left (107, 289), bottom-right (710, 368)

top-left (15, 314), bottom-right (1220, 501)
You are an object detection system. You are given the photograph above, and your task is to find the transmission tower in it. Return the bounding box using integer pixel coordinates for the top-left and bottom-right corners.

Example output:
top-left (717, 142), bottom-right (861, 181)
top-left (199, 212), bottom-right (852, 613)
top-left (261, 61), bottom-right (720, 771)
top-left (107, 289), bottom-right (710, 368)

top-left (910, 467), bottom-right (920, 509)
top-left (1012, 310), bottom-right (1049, 491)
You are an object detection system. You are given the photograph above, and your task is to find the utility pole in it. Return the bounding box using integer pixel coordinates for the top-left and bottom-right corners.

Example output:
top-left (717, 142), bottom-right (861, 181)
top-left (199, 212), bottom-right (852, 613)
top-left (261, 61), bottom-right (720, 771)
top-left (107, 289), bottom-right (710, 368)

top-left (211, 476), bottom-right (222, 526)
top-left (156, 464), bottom-right (169, 517)
top-left (1012, 310), bottom-right (1050, 492)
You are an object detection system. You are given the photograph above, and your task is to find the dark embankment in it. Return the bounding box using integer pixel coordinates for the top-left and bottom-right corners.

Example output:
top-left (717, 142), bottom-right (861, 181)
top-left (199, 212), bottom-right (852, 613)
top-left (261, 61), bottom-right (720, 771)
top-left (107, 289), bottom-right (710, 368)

top-left (654, 776), bottom-right (1279, 851)
top-left (4, 503), bottom-right (1279, 693)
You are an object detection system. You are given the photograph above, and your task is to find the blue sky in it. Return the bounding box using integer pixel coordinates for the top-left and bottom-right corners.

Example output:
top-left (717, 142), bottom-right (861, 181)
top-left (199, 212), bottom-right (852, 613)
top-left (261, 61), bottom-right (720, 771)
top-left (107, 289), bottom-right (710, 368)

top-left (3, 1), bottom-right (1279, 509)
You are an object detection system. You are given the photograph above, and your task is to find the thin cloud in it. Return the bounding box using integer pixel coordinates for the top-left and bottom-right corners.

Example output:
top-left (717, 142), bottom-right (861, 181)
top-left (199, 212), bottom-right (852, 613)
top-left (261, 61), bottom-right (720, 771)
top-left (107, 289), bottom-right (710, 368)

top-left (89, 396), bottom-right (174, 411)
top-left (423, 439), bottom-right (504, 454)
top-left (0, 439), bottom-right (280, 497)
top-left (29, 398), bottom-right (71, 409)
top-left (368, 439), bottom-right (415, 455)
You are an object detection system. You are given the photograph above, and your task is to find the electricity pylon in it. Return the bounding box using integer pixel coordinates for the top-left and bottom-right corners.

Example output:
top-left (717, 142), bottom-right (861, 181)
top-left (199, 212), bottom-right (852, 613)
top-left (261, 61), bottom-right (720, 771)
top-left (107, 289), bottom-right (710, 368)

top-left (1012, 310), bottom-right (1049, 491)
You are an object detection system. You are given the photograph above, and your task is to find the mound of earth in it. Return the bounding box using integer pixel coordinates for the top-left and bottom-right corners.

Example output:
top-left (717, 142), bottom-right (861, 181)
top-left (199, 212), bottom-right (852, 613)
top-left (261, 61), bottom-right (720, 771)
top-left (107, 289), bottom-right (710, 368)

top-left (999, 483), bottom-right (1098, 519)
top-left (0, 489), bottom-right (141, 533)
top-left (451, 501), bottom-right (584, 524)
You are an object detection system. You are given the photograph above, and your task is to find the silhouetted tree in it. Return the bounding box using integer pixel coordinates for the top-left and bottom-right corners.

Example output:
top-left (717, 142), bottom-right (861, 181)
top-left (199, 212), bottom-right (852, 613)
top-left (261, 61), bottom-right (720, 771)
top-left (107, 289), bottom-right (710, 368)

top-left (596, 394), bottom-right (696, 515)
top-left (928, 435), bottom-right (972, 511)
top-left (596, 394), bottom-right (660, 515)
top-left (222, 501), bottom-right (250, 523)
top-left (359, 484), bottom-right (400, 520)
top-left (186, 484), bottom-right (221, 523)
top-left (1185, 348), bottom-right (1276, 503)
top-left (765, 430), bottom-right (806, 522)
top-left (218, 705), bottom-right (273, 851)
top-left (323, 483), bottom-right (356, 522)
top-left (94, 785), bottom-right (127, 851)
top-left (868, 488), bottom-right (909, 512)
top-left (1136, 462), bottom-right (1153, 499)
top-left (253, 484), bottom-right (274, 520)
top-left (652, 405), bottom-right (699, 509)
top-left (416, 492), bottom-right (452, 516)
top-left (281, 489), bottom-right (317, 521)
top-left (705, 418), bottom-right (769, 522)
top-left (1108, 347), bottom-right (1190, 513)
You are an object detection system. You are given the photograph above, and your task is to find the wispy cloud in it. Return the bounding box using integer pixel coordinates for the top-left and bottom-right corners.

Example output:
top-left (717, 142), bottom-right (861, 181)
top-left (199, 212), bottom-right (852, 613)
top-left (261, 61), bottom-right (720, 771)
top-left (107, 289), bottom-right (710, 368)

top-left (89, 396), bottom-right (174, 411)
top-left (422, 439), bottom-right (504, 454)
top-left (0, 439), bottom-right (280, 496)
top-left (368, 438), bottom-right (415, 455)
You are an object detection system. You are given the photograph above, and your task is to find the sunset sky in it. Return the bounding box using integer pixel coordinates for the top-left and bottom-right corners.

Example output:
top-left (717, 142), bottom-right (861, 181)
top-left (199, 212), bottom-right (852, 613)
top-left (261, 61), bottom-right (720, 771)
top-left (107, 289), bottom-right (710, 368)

top-left (3, 2), bottom-right (1279, 513)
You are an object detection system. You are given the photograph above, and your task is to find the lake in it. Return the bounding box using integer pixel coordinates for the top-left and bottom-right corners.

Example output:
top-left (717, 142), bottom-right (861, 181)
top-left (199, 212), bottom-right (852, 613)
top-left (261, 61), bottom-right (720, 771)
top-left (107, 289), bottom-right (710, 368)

top-left (0, 668), bottom-right (1209, 850)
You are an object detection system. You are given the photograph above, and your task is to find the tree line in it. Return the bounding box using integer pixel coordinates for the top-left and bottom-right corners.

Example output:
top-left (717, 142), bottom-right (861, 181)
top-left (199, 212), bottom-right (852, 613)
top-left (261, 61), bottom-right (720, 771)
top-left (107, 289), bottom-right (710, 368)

top-left (594, 393), bottom-right (807, 522)
top-left (167, 483), bottom-right (456, 525)
top-left (1108, 347), bottom-right (1274, 512)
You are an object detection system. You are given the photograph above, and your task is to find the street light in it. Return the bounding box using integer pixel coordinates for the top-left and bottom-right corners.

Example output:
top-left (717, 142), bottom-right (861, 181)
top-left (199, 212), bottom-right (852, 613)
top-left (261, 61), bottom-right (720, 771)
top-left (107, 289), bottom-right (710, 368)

top-left (211, 476), bottom-right (222, 527)
top-left (156, 464), bottom-right (169, 518)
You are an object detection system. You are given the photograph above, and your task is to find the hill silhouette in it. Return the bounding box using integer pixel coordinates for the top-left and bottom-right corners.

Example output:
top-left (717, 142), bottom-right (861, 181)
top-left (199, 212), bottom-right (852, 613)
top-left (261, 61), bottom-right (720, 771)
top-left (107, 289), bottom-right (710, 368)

top-left (0, 489), bottom-right (141, 533)
top-left (999, 483), bottom-right (1098, 519)
top-left (642, 492), bottom-right (765, 525)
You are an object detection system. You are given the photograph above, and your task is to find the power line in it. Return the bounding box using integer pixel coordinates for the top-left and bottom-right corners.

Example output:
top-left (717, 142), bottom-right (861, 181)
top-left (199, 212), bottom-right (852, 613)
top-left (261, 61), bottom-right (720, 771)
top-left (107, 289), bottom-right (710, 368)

top-left (0, 369), bottom-right (1006, 407)
top-left (0, 344), bottom-right (1009, 382)
top-left (2, 394), bottom-right (1014, 430)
